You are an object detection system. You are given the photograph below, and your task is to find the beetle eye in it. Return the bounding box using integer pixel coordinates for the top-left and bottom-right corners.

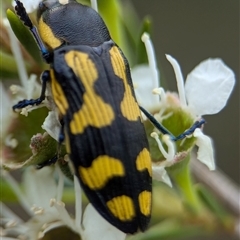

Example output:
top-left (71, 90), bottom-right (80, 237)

top-left (37, 0), bottom-right (60, 20)
top-left (37, 1), bottom-right (49, 20)
top-left (38, 2), bottom-right (47, 12)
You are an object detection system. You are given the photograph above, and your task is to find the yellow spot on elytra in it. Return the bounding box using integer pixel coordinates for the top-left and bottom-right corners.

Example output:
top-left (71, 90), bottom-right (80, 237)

top-left (138, 191), bottom-right (151, 216)
top-left (38, 18), bottom-right (62, 49)
top-left (109, 46), bottom-right (140, 121)
top-left (78, 155), bottom-right (125, 190)
top-left (65, 51), bottom-right (114, 134)
top-left (50, 70), bottom-right (69, 115)
top-left (107, 195), bottom-right (135, 221)
top-left (136, 148), bottom-right (152, 177)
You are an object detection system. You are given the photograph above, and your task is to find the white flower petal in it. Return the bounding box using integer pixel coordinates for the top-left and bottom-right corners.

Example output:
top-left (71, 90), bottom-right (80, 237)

top-left (132, 64), bottom-right (159, 112)
top-left (152, 165), bottom-right (172, 187)
top-left (42, 111), bottom-right (61, 141)
top-left (23, 166), bottom-right (57, 208)
top-left (193, 129), bottom-right (215, 170)
top-left (83, 204), bottom-right (126, 240)
top-left (185, 59), bottom-right (235, 116)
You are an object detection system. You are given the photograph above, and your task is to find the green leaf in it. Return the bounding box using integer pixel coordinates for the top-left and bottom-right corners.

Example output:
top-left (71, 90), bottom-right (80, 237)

top-left (98, 0), bottom-right (123, 46)
top-left (6, 9), bottom-right (43, 65)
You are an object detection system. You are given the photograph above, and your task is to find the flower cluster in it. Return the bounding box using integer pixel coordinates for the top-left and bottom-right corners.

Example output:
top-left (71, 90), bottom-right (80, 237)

top-left (1, 166), bottom-right (126, 240)
top-left (132, 33), bottom-right (234, 185)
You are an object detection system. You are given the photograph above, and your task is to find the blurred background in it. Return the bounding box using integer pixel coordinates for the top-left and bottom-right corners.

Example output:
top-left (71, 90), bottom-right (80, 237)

top-left (129, 0), bottom-right (239, 185)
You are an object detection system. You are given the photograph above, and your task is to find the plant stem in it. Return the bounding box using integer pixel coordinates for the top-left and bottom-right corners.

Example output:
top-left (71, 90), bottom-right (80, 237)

top-left (170, 155), bottom-right (202, 212)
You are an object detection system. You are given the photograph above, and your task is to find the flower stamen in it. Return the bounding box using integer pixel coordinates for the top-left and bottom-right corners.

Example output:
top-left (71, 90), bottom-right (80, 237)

top-left (166, 54), bottom-right (187, 106)
top-left (141, 33), bottom-right (159, 89)
top-left (151, 132), bottom-right (176, 162)
top-left (152, 87), bottom-right (166, 99)
top-left (154, 111), bottom-right (173, 123)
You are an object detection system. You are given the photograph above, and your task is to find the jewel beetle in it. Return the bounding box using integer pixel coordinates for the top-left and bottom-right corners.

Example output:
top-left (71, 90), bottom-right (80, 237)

top-left (13, 0), bottom-right (152, 234)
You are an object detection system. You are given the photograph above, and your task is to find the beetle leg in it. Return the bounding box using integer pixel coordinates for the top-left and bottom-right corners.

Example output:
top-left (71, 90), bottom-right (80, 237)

top-left (12, 70), bottom-right (50, 110)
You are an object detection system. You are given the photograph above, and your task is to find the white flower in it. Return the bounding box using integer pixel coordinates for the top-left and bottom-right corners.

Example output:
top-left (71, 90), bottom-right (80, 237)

top-left (82, 204), bottom-right (126, 240)
top-left (166, 55), bottom-right (235, 170)
top-left (1, 166), bottom-right (126, 240)
top-left (166, 55), bottom-right (235, 116)
top-left (184, 58), bottom-right (235, 116)
top-left (132, 33), bottom-right (235, 180)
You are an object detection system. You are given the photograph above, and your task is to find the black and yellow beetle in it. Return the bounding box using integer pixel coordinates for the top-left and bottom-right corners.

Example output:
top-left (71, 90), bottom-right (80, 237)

top-left (13, 0), bottom-right (152, 234)
top-left (12, 0), bottom-right (205, 234)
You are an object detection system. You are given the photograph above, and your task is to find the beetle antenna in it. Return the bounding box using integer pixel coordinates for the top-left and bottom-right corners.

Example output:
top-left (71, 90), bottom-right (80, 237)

top-left (14, 0), bottom-right (50, 62)
top-left (139, 105), bottom-right (205, 141)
